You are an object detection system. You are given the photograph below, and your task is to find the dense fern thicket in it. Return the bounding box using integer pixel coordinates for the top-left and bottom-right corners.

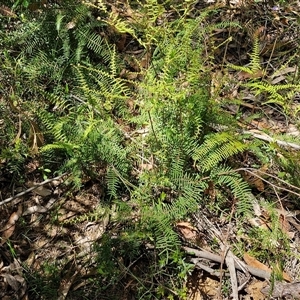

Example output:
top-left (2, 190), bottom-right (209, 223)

top-left (1, 0), bottom-right (299, 299)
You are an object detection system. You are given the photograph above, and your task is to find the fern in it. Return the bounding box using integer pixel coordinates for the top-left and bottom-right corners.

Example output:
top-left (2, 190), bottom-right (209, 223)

top-left (62, 205), bottom-right (107, 225)
top-left (228, 35), bottom-right (261, 75)
top-left (227, 35), bottom-right (300, 113)
top-left (193, 132), bottom-right (249, 172)
top-left (124, 12), bottom-right (256, 263)
top-left (212, 166), bottom-right (252, 216)
top-left (245, 81), bottom-right (300, 110)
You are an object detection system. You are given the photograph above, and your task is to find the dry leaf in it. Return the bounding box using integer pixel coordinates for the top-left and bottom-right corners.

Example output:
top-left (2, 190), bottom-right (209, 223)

top-left (176, 222), bottom-right (197, 240)
top-left (286, 216), bottom-right (300, 232)
top-left (243, 165), bottom-right (269, 192)
top-left (244, 253), bottom-right (272, 272)
top-left (176, 222), bottom-right (197, 231)
top-left (27, 181), bottom-right (52, 197)
top-left (245, 280), bottom-right (267, 300)
top-left (279, 213), bottom-right (291, 232)
top-left (271, 66), bottom-right (297, 78)
top-left (244, 253), bottom-right (291, 282)
top-left (238, 70), bottom-right (265, 81)
top-left (22, 205), bottom-right (47, 216)
top-left (28, 121), bottom-right (44, 154)
top-left (271, 75), bottom-right (286, 84)
top-left (248, 217), bottom-right (269, 230)
top-left (243, 173), bottom-right (264, 192)
top-left (57, 262), bottom-right (78, 300)
top-left (0, 5), bottom-right (17, 17)
top-left (286, 124), bottom-right (300, 137)
top-left (252, 201), bottom-right (262, 217)
top-left (274, 208), bottom-right (296, 239)
top-left (1, 206), bottom-right (22, 245)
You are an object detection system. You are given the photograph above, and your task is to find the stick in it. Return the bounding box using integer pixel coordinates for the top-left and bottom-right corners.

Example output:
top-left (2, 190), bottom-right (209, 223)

top-left (0, 173), bottom-right (68, 207)
top-left (243, 130), bottom-right (300, 150)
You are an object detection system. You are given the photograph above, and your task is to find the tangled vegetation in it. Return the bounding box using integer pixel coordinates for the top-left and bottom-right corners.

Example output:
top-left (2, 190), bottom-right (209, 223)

top-left (1, 0), bottom-right (300, 299)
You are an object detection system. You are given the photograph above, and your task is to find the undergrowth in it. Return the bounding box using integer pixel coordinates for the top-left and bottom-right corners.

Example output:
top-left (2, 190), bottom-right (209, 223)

top-left (0, 0), bottom-right (298, 299)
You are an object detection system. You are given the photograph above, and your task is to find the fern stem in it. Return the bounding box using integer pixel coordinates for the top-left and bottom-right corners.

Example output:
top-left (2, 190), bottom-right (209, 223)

top-left (148, 111), bottom-right (159, 146)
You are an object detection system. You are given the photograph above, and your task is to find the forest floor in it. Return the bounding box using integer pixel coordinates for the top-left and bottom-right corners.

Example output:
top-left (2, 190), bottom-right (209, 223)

top-left (1, 0), bottom-right (300, 299)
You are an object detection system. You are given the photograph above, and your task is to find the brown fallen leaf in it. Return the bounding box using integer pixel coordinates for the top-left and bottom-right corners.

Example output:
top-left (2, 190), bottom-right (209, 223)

top-left (1, 205), bottom-right (22, 245)
top-left (27, 181), bottom-right (52, 197)
top-left (28, 120), bottom-right (44, 154)
top-left (238, 70), bottom-right (265, 81)
top-left (271, 66), bottom-right (297, 78)
top-left (57, 262), bottom-right (78, 300)
top-left (245, 280), bottom-right (267, 300)
top-left (176, 222), bottom-right (198, 241)
top-left (0, 5), bottom-right (17, 17)
top-left (244, 253), bottom-right (291, 282)
top-left (243, 165), bottom-right (268, 192)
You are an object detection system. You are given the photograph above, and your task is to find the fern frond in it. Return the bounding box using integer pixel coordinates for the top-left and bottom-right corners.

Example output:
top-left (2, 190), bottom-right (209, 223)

top-left (245, 81), bottom-right (300, 108)
top-left (228, 35), bottom-right (261, 75)
top-left (106, 166), bottom-right (121, 198)
top-left (193, 132), bottom-right (248, 172)
top-left (211, 166), bottom-right (253, 216)
top-left (41, 141), bottom-right (78, 155)
top-left (249, 35), bottom-right (261, 72)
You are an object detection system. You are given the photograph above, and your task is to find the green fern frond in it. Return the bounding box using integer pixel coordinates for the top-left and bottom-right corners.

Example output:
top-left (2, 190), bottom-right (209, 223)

top-left (73, 63), bottom-right (129, 113)
top-left (249, 36), bottom-right (260, 72)
top-left (62, 205), bottom-right (107, 225)
top-left (41, 141), bottom-right (78, 154)
top-left (209, 166), bottom-right (252, 216)
top-left (193, 132), bottom-right (248, 172)
top-left (245, 81), bottom-right (300, 108)
top-left (106, 166), bottom-right (121, 198)
top-left (228, 35), bottom-right (261, 75)
top-left (85, 31), bottom-right (107, 57)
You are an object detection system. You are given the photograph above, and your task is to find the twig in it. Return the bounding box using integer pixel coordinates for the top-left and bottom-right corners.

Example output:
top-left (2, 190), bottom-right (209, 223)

top-left (70, 94), bottom-right (101, 115)
top-left (236, 168), bottom-right (300, 198)
top-left (218, 245), bottom-right (229, 298)
top-left (0, 173), bottom-right (69, 207)
top-left (224, 247), bottom-right (239, 300)
top-left (148, 111), bottom-right (159, 145)
top-left (190, 259), bottom-right (229, 277)
top-left (243, 130), bottom-right (300, 150)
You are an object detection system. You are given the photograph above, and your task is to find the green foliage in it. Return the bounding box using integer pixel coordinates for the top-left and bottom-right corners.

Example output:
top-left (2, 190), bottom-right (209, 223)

top-left (1, 1), bottom-right (277, 298)
top-left (228, 35), bottom-right (261, 75)
top-left (228, 35), bottom-right (300, 114)
top-left (128, 12), bottom-right (253, 266)
top-left (246, 81), bottom-right (300, 112)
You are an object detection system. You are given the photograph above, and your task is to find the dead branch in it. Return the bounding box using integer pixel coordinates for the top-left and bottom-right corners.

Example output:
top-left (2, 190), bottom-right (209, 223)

top-left (0, 173), bottom-right (69, 207)
top-left (184, 246), bottom-right (272, 280)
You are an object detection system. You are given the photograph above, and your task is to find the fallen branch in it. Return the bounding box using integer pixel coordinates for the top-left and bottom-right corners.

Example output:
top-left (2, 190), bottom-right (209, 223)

top-left (0, 173), bottom-right (69, 207)
top-left (183, 246), bottom-right (272, 280)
